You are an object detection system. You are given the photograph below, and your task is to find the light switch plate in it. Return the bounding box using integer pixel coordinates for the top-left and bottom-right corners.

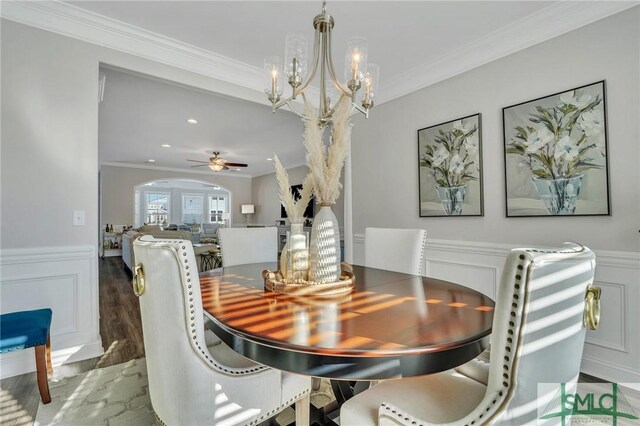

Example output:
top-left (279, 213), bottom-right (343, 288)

top-left (73, 210), bottom-right (85, 226)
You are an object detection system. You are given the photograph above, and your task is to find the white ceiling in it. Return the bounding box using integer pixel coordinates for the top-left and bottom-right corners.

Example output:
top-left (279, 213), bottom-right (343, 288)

top-left (99, 67), bottom-right (305, 176)
top-left (5, 1), bottom-right (635, 176)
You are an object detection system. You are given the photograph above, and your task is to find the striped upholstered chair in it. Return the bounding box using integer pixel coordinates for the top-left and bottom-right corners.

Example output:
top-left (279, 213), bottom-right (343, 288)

top-left (341, 243), bottom-right (598, 425)
top-left (133, 236), bottom-right (310, 425)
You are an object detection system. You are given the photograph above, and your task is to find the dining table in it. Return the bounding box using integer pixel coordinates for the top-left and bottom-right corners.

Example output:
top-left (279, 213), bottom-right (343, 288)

top-left (200, 263), bottom-right (494, 399)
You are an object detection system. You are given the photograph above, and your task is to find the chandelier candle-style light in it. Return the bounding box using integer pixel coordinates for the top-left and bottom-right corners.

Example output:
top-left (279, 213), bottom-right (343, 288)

top-left (264, 1), bottom-right (379, 123)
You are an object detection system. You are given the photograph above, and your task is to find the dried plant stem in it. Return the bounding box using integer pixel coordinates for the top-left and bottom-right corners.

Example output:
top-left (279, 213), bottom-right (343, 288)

top-left (304, 96), bottom-right (352, 205)
top-left (274, 155), bottom-right (314, 222)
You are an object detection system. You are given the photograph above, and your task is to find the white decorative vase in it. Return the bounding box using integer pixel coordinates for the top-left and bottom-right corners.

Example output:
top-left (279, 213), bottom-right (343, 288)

top-left (309, 205), bottom-right (341, 283)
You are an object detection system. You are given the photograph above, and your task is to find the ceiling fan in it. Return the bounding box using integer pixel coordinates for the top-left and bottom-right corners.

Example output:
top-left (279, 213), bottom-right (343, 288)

top-left (187, 152), bottom-right (248, 172)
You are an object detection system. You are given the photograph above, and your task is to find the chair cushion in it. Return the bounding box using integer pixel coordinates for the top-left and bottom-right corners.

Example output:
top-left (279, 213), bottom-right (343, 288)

top-left (340, 370), bottom-right (486, 426)
top-left (207, 340), bottom-right (261, 369)
top-left (0, 309), bottom-right (52, 353)
top-left (204, 330), bottom-right (222, 348)
top-left (455, 347), bottom-right (491, 385)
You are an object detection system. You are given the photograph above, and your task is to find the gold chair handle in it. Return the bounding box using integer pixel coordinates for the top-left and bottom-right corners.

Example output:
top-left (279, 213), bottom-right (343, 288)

top-left (584, 285), bottom-right (601, 330)
top-left (132, 264), bottom-right (146, 297)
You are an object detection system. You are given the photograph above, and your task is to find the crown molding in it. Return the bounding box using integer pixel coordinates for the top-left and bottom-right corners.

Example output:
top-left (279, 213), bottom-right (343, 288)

top-left (0, 0), bottom-right (264, 92)
top-left (101, 162), bottom-right (252, 178)
top-left (2, 1), bottom-right (638, 107)
top-left (378, 1), bottom-right (639, 104)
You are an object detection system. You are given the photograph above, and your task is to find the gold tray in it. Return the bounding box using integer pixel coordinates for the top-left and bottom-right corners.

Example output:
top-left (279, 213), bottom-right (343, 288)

top-left (263, 262), bottom-right (355, 297)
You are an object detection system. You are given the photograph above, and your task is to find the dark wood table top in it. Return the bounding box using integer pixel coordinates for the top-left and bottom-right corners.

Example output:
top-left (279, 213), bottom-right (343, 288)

top-left (200, 263), bottom-right (494, 380)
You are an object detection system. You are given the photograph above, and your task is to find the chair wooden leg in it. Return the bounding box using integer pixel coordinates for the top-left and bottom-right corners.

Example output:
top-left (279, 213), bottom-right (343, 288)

top-left (295, 393), bottom-right (310, 426)
top-left (45, 335), bottom-right (53, 374)
top-left (34, 344), bottom-right (51, 404)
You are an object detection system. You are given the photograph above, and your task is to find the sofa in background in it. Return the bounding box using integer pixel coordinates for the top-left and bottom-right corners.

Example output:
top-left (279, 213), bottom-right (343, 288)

top-left (122, 226), bottom-right (192, 272)
top-left (201, 223), bottom-right (221, 241)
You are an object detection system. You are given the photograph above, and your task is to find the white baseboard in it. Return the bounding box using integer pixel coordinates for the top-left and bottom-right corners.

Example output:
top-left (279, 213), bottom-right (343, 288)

top-left (0, 245), bottom-right (103, 379)
top-left (353, 235), bottom-right (640, 385)
top-left (581, 355), bottom-right (640, 387)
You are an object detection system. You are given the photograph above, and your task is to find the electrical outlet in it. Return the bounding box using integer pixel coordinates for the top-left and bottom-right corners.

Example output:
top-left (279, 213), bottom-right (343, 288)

top-left (73, 210), bottom-right (85, 226)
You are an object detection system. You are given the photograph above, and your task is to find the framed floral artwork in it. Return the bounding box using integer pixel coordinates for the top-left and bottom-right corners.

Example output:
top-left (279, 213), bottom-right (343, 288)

top-left (503, 81), bottom-right (610, 217)
top-left (417, 113), bottom-right (483, 217)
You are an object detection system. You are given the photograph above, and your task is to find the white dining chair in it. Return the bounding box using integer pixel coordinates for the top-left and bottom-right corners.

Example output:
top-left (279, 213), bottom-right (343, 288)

top-left (218, 227), bottom-right (278, 267)
top-left (341, 243), bottom-right (598, 425)
top-left (365, 227), bottom-right (427, 275)
top-left (133, 235), bottom-right (311, 426)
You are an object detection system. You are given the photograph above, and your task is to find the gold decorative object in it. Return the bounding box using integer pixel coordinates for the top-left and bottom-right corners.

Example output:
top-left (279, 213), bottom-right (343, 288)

top-left (584, 284), bottom-right (601, 330)
top-left (132, 264), bottom-right (146, 297)
top-left (263, 263), bottom-right (355, 297)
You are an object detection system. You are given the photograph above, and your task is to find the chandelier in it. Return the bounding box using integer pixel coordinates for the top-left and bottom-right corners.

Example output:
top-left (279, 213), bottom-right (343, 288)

top-left (264, 2), bottom-right (379, 123)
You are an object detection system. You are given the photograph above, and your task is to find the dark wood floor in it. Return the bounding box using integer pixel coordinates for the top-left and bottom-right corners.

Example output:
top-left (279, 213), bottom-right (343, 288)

top-left (0, 256), bottom-right (143, 426)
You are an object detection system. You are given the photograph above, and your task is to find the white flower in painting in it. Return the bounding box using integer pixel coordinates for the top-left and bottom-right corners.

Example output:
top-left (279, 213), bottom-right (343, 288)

top-left (524, 126), bottom-right (554, 154)
top-left (452, 120), bottom-right (474, 134)
top-left (554, 135), bottom-right (579, 162)
top-left (431, 145), bottom-right (450, 167)
top-left (464, 133), bottom-right (479, 157)
top-left (449, 154), bottom-right (464, 176)
top-left (578, 109), bottom-right (603, 137)
top-left (559, 91), bottom-right (592, 109)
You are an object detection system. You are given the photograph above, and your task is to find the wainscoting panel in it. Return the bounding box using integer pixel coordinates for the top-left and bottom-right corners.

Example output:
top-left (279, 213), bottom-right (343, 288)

top-left (584, 281), bottom-right (626, 352)
top-left (428, 260), bottom-right (497, 299)
top-left (353, 235), bottom-right (640, 384)
top-left (0, 246), bottom-right (103, 378)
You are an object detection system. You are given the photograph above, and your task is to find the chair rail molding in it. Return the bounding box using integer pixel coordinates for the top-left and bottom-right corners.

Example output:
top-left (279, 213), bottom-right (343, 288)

top-left (353, 234), bottom-right (640, 385)
top-left (0, 245), bottom-right (103, 378)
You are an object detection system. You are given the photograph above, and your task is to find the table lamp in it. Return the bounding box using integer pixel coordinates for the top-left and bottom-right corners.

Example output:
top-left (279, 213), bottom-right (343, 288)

top-left (241, 204), bottom-right (255, 225)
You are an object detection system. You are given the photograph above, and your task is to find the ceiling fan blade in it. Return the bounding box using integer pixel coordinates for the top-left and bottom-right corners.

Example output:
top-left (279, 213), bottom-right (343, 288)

top-left (187, 159), bottom-right (209, 163)
top-left (223, 162), bottom-right (248, 167)
top-left (190, 164), bottom-right (210, 168)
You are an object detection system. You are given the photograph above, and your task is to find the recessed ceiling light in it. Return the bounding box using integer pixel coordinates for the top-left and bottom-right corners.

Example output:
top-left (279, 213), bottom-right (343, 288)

top-left (161, 144), bottom-right (171, 148)
top-left (236, 168), bottom-right (242, 171)
top-left (186, 118), bottom-right (198, 124)
top-left (267, 158), bottom-right (273, 161)
top-left (146, 159), bottom-right (156, 163)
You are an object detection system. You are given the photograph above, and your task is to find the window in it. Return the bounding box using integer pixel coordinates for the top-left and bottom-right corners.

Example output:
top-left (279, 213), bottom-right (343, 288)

top-left (182, 194), bottom-right (203, 225)
top-left (145, 192), bottom-right (170, 225)
top-left (209, 196), bottom-right (227, 223)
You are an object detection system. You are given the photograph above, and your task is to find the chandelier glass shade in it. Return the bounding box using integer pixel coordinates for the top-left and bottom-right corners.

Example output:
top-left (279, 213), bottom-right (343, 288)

top-left (264, 2), bottom-right (379, 123)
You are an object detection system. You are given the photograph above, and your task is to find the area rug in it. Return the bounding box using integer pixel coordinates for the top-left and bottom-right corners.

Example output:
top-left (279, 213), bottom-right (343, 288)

top-left (35, 358), bottom-right (335, 425)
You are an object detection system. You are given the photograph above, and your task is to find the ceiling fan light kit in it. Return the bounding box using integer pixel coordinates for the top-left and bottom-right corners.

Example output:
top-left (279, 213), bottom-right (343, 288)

top-left (186, 151), bottom-right (248, 172)
top-left (264, 1), bottom-right (379, 124)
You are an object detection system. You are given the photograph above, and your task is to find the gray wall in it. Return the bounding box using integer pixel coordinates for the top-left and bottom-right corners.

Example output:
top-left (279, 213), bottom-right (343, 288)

top-left (1, 19), bottom-right (266, 250)
top-left (252, 165), bottom-right (345, 227)
top-left (350, 8), bottom-right (639, 252)
top-left (100, 165), bottom-right (252, 226)
top-left (1, 21), bottom-right (99, 249)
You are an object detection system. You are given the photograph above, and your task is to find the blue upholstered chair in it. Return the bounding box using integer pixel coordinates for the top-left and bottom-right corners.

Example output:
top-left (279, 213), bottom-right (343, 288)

top-left (0, 308), bottom-right (53, 403)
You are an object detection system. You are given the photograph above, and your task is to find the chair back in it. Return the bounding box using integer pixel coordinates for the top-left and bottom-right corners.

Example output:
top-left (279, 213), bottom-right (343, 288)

top-left (364, 227), bottom-right (427, 275)
top-left (218, 227), bottom-right (278, 267)
top-left (133, 236), bottom-right (278, 425)
top-left (463, 243), bottom-right (596, 425)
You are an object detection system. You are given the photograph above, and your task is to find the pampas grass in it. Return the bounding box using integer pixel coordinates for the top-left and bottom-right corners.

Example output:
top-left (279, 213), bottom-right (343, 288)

top-left (274, 155), bottom-right (314, 223)
top-left (304, 96), bottom-right (352, 205)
